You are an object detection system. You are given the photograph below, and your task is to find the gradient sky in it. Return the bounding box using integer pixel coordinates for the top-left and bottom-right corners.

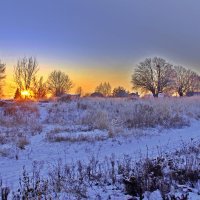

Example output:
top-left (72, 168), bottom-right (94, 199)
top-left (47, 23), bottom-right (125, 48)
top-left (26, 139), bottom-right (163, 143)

top-left (1, 0), bottom-right (200, 96)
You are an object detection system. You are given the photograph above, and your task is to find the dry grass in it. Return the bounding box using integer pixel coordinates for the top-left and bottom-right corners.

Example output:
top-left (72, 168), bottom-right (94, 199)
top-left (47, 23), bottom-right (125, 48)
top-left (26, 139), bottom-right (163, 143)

top-left (0, 102), bottom-right (39, 127)
top-left (0, 147), bottom-right (15, 158)
top-left (0, 102), bottom-right (41, 156)
top-left (1, 97), bottom-right (200, 156)
top-left (81, 109), bottom-right (109, 130)
top-left (46, 132), bottom-right (107, 143)
top-left (5, 139), bottom-right (200, 199)
top-left (45, 97), bottom-right (200, 131)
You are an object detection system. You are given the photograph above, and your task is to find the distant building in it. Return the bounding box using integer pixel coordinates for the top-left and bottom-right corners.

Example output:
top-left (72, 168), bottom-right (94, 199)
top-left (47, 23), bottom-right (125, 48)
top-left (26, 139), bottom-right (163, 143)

top-left (90, 92), bottom-right (104, 98)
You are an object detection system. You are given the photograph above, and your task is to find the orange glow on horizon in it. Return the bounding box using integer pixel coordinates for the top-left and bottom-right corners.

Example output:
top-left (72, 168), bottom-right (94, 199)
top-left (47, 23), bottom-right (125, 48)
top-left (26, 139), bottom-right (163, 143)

top-left (4, 61), bottom-right (133, 98)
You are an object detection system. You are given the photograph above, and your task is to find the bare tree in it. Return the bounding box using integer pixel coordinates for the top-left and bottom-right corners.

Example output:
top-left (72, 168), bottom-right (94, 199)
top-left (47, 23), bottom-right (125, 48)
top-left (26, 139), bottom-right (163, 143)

top-left (174, 66), bottom-right (200, 96)
top-left (0, 60), bottom-right (6, 97)
top-left (13, 57), bottom-right (39, 92)
top-left (47, 70), bottom-right (73, 97)
top-left (131, 57), bottom-right (174, 97)
top-left (95, 82), bottom-right (111, 96)
top-left (32, 76), bottom-right (47, 99)
top-left (189, 72), bottom-right (200, 93)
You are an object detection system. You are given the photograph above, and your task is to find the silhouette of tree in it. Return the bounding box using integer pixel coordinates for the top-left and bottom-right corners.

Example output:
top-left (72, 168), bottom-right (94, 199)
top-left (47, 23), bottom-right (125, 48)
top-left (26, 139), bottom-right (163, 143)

top-left (76, 86), bottom-right (83, 96)
top-left (113, 86), bottom-right (129, 97)
top-left (13, 57), bottom-right (39, 92)
top-left (174, 66), bottom-right (200, 96)
top-left (95, 82), bottom-right (111, 96)
top-left (32, 77), bottom-right (47, 99)
top-left (132, 57), bottom-right (174, 97)
top-left (47, 70), bottom-right (73, 97)
top-left (0, 60), bottom-right (6, 97)
top-left (14, 88), bottom-right (21, 100)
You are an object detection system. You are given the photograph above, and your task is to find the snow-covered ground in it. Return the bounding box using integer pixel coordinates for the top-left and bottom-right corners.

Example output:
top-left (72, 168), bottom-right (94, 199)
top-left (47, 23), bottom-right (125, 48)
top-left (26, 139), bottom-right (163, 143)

top-left (0, 97), bottom-right (200, 199)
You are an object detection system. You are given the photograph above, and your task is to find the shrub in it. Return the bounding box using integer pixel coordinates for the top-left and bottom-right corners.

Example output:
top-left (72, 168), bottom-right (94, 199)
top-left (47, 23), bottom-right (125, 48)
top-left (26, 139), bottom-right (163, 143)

top-left (122, 103), bottom-right (155, 128)
top-left (16, 136), bottom-right (30, 149)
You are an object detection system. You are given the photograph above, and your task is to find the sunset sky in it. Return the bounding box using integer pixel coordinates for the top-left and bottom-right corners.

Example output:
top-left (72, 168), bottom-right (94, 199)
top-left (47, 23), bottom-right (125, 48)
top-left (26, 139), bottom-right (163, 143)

top-left (1, 0), bottom-right (200, 97)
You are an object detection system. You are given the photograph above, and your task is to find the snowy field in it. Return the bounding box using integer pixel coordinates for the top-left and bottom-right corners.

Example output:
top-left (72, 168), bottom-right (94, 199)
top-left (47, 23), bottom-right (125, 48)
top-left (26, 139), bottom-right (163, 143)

top-left (0, 97), bottom-right (200, 199)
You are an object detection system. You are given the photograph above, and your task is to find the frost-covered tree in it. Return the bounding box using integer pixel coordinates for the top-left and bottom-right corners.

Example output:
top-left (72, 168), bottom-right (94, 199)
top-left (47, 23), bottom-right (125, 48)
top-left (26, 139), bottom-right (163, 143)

top-left (47, 70), bottom-right (73, 97)
top-left (131, 57), bottom-right (174, 97)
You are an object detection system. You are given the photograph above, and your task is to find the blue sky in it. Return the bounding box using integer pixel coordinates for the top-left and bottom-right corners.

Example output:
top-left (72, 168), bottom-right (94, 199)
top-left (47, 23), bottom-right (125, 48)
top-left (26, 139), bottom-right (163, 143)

top-left (0, 0), bottom-right (200, 93)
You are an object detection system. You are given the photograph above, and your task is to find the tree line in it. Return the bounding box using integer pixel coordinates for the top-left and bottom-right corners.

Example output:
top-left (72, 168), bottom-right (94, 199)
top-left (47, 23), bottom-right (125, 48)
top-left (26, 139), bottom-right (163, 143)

top-left (91, 56), bottom-right (200, 98)
top-left (0, 56), bottom-right (199, 99)
top-left (93, 82), bottom-right (131, 97)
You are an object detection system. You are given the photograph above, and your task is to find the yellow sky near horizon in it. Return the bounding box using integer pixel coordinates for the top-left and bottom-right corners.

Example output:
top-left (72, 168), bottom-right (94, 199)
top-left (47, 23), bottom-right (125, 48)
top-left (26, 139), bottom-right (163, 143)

top-left (4, 61), bottom-right (133, 98)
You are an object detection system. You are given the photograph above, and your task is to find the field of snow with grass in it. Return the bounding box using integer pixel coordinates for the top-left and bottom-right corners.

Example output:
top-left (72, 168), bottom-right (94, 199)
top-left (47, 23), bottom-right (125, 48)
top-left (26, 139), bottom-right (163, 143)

top-left (0, 97), bottom-right (200, 200)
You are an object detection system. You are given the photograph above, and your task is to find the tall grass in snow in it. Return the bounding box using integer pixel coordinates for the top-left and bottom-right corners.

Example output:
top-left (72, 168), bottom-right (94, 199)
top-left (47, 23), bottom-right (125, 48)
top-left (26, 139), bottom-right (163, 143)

top-left (45, 97), bottom-right (200, 132)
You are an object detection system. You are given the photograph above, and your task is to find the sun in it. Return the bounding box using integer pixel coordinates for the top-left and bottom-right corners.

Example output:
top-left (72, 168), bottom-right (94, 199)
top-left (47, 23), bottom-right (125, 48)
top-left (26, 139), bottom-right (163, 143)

top-left (21, 90), bottom-right (31, 98)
